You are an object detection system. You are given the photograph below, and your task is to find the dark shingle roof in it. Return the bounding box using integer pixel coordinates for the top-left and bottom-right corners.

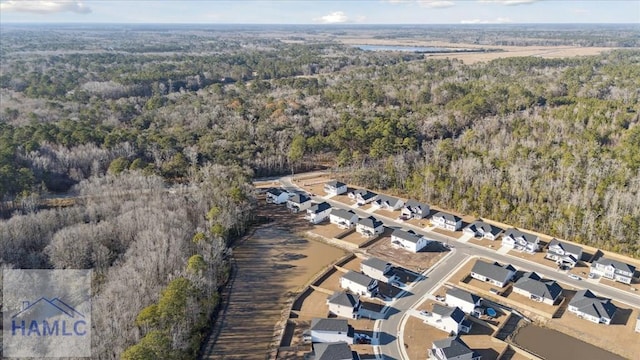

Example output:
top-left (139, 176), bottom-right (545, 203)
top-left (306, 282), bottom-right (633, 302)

top-left (309, 202), bottom-right (332, 214)
top-left (433, 211), bottom-right (461, 223)
top-left (289, 193), bottom-right (311, 204)
top-left (514, 272), bottom-right (563, 301)
top-left (359, 301), bottom-right (385, 313)
top-left (327, 292), bottom-right (359, 308)
top-left (446, 287), bottom-right (481, 305)
top-left (331, 208), bottom-right (356, 221)
top-left (342, 271), bottom-right (376, 288)
top-left (432, 304), bottom-right (466, 324)
top-left (404, 199), bottom-right (429, 212)
top-left (374, 194), bottom-right (403, 207)
top-left (266, 188), bottom-right (284, 196)
top-left (569, 289), bottom-right (617, 320)
top-left (361, 257), bottom-right (391, 272)
top-left (312, 342), bottom-right (354, 360)
top-left (310, 318), bottom-right (350, 333)
top-left (466, 220), bottom-right (503, 236)
top-left (432, 337), bottom-right (475, 360)
top-left (357, 216), bottom-right (383, 229)
top-left (391, 228), bottom-right (423, 244)
top-left (504, 228), bottom-right (539, 244)
top-left (358, 190), bottom-right (377, 201)
top-left (471, 260), bottom-right (516, 284)
top-left (326, 180), bottom-right (346, 188)
top-left (548, 238), bottom-right (583, 257)
top-left (593, 257), bottom-right (636, 274)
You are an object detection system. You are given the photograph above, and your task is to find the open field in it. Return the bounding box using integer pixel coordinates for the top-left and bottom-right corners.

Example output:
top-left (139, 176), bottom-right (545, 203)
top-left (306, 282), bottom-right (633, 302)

top-left (308, 222), bottom-right (351, 239)
top-left (404, 315), bottom-right (449, 360)
top-left (365, 234), bottom-right (449, 272)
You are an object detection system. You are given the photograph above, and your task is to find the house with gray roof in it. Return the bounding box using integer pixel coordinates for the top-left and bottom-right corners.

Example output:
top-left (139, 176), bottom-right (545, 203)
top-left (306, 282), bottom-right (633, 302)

top-left (356, 216), bottom-right (384, 237)
top-left (324, 180), bottom-right (348, 196)
top-left (463, 220), bottom-right (503, 241)
top-left (591, 257), bottom-right (636, 284)
top-left (446, 287), bottom-right (482, 315)
top-left (425, 305), bottom-right (472, 335)
top-left (348, 189), bottom-right (378, 205)
top-left (545, 239), bottom-right (583, 268)
top-left (361, 257), bottom-right (392, 282)
top-left (568, 289), bottom-right (617, 325)
top-left (513, 272), bottom-right (563, 305)
top-left (401, 199), bottom-right (430, 219)
top-left (287, 193), bottom-right (312, 213)
top-left (340, 271), bottom-right (378, 298)
top-left (329, 209), bottom-right (358, 229)
top-left (502, 228), bottom-right (540, 253)
top-left (432, 211), bottom-right (462, 231)
top-left (265, 188), bottom-right (291, 204)
top-left (429, 336), bottom-right (481, 360)
top-left (327, 292), bottom-right (360, 319)
top-left (308, 342), bottom-right (360, 360)
top-left (470, 260), bottom-right (516, 288)
top-left (372, 194), bottom-right (404, 211)
top-left (310, 318), bottom-right (354, 343)
top-left (390, 228), bottom-right (431, 253)
top-left (358, 301), bottom-right (386, 320)
top-left (306, 202), bottom-right (332, 224)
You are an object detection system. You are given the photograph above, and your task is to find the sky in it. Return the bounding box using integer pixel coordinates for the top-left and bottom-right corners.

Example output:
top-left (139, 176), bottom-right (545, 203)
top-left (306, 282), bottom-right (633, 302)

top-left (0, 0), bottom-right (638, 24)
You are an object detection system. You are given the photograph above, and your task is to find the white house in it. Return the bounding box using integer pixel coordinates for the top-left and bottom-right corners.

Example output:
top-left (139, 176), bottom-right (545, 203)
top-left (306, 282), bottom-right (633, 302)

top-left (356, 216), bottom-right (384, 238)
top-left (323, 180), bottom-right (348, 196)
top-left (309, 342), bottom-right (359, 360)
top-left (445, 287), bottom-right (482, 315)
top-left (568, 289), bottom-right (617, 325)
top-left (371, 194), bottom-right (404, 211)
top-left (390, 228), bottom-right (431, 253)
top-left (401, 199), bottom-right (430, 219)
top-left (327, 292), bottom-right (360, 319)
top-left (425, 305), bottom-right (472, 335)
top-left (590, 257), bottom-right (636, 284)
top-left (502, 228), bottom-right (540, 253)
top-left (429, 337), bottom-right (480, 360)
top-left (470, 260), bottom-right (516, 288)
top-left (463, 221), bottom-right (503, 241)
top-left (265, 188), bottom-right (290, 204)
top-left (287, 193), bottom-right (312, 213)
top-left (306, 202), bottom-right (332, 224)
top-left (358, 301), bottom-right (386, 320)
top-left (513, 272), bottom-right (563, 305)
top-left (309, 318), bottom-right (354, 343)
top-left (361, 257), bottom-right (392, 283)
top-left (329, 209), bottom-right (358, 229)
top-left (432, 211), bottom-right (462, 231)
top-left (340, 271), bottom-right (378, 297)
top-left (545, 238), bottom-right (583, 268)
top-left (635, 315), bottom-right (640, 333)
top-left (348, 189), bottom-right (378, 206)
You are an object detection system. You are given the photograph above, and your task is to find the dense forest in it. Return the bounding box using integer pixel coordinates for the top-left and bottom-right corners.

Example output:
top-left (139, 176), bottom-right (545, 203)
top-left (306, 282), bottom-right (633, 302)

top-left (0, 23), bottom-right (639, 359)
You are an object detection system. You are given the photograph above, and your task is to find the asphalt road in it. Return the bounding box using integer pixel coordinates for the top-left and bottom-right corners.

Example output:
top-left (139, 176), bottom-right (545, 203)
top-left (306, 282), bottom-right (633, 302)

top-left (278, 175), bottom-right (640, 360)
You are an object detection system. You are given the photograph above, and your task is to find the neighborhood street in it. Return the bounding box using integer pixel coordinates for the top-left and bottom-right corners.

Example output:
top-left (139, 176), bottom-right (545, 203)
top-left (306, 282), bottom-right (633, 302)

top-left (278, 175), bottom-right (640, 360)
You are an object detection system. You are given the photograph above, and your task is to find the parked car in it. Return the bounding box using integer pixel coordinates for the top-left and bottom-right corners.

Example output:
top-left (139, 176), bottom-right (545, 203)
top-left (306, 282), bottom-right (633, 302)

top-left (588, 272), bottom-right (596, 279)
top-left (435, 295), bottom-right (445, 302)
top-left (419, 310), bottom-right (431, 317)
top-left (489, 288), bottom-right (502, 296)
top-left (568, 274), bottom-right (582, 280)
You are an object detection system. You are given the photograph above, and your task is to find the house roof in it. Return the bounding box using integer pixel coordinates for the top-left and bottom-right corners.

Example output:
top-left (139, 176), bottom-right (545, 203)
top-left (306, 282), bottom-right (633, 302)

top-left (327, 292), bottom-right (359, 308)
top-left (471, 260), bottom-right (516, 284)
top-left (466, 220), bottom-right (503, 236)
top-left (359, 301), bottom-right (385, 313)
top-left (357, 216), bottom-right (383, 229)
top-left (361, 257), bottom-right (391, 273)
top-left (342, 271), bottom-right (376, 288)
top-left (432, 337), bottom-right (476, 360)
top-left (331, 208), bottom-right (357, 221)
top-left (310, 318), bottom-right (350, 333)
top-left (504, 228), bottom-right (539, 244)
top-left (433, 211), bottom-right (461, 223)
top-left (266, 188), bottom-right (285, 196)
top-left (391, 228), bottom-right (423, 244)
top-left (569, 289), bottom-right (617, 320)
top-left (593, 257), bottom-right (636, 274)
top-left (446, 287), bottom-right (481, 305)
top-left (375, 194), bottom-right (403, 207)
top-left (289, 193), bottom-right (311, 204)
top-left (432, 304), bottom-right (466, 324)
top-left (358, 190), bottom-right (378, 201)
top-left (309, 202), bottom-right (332, 214)
top-left (548, 238), bottom-right (583, 257)
top-left (325, 180), bottom-right (346, 189)
top-left (514, 272), bottom-right (563, 301)
top-left (312, 342), bottom-right (356, 360)
top-left (404, 199), bottom-right (429, 212)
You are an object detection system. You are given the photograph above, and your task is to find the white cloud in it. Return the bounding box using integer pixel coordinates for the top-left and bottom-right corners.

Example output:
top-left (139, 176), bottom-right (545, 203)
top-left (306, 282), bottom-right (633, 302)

top-left (418, 0), bottom-right (455, 8)
top-left (0, 0), bottom-right (91, 14)
top-left (460, 17), bottom-right (512, 24)
top-left (478, 0), bottom-right (539, 5)
top-left (314, 11), bottom-right (349, 24)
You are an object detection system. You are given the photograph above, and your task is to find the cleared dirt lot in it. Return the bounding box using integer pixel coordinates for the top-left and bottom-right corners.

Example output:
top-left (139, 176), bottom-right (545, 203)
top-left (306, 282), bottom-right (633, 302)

top-left (365, 234), bottom-right (449, 272)
top-left (404, 315), bottom-right (449, 360)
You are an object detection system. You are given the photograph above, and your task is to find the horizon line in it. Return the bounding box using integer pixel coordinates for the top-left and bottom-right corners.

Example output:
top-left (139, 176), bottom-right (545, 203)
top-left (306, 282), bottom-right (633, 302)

top-left (1, 22), bottom-right (638, 26)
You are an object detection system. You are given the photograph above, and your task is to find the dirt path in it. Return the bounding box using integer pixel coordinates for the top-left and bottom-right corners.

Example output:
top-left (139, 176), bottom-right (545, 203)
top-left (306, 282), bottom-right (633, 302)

top-left (200, 205), bottom-right (345, 359)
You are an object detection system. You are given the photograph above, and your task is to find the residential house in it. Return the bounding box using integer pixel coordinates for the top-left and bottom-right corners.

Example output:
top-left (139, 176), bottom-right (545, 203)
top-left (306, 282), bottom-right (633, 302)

top-left (309, 318), bottom-right (354, 343)
top-left (513, 272), bottom-right (563, 305)
top-left (324, 181), bottom-right (348, 196)
top-left (265, 188), bottom-right (290, 204)
top-left (361, 257), bottom-right (392, 283)
top-left (429, 337), bottom-right (481, 360)
top-left (502, 228), bottom-right (540, 253)
top-left (358, 301), bottom-right (386, 320)
top-left (426, 305), bottom-right (472, 335)
top-left (445, 287), bottom-right (482, 315)
top-left (306, 202), bottom-right (332, 224)
top-left (371, 195), bottom-right (404, 211)
top-left (287, 193), bottom-right (312, 213)
top-left (348, 189), bottom-right (378, 206)
top-left (591, 257), bottom-right (636, 284)
top-left (330, 209), bottom-right (359, 229)
top-left (340, 271), bottom-right (378, 297)
top-left (568, 289), bottom-right (617, 325)
top-left (390, 228), bottom-right (431, 253)
top-left (356, 216), bottom-right (384, 238)
top-left (432, 211), bottom-right (462, 231)
top-left (327, 292), bottom-right (360, 319)
top-left (470, 260), bottom-right (516, 288)
top-left (463, 221), bottom-right (503, 241)
top-left (308, 342), bottom-right (360, 360)
top-left (545, 239), bottom-right (583, 268)
top-left (401, 199), bottom-right (430, 219)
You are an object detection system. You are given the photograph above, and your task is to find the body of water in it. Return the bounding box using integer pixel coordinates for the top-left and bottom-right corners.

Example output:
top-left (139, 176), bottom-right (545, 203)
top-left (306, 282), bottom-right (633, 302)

top-left (353, 44), bottom-right (470, 53)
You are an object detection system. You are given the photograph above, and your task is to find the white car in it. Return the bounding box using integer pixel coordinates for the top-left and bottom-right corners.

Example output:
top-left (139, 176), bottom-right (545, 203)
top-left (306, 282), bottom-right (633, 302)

top-left (568, 274), bottom-right (582, 281)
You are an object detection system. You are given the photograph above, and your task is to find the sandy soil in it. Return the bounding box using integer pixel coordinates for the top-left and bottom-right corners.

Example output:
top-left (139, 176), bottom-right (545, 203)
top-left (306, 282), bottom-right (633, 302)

top-left (341, 256), bottom-right (364, 272)
top-left (365, 234), bottom-right (449, 272)
top-left (460, 325), bottom-right (508, 360)
top-left (309, 222), bottom-right (351, 239)
top-left (404, 315), bottom-right (449, 360)
top-left (315, 268), bottom-right (347, 293)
